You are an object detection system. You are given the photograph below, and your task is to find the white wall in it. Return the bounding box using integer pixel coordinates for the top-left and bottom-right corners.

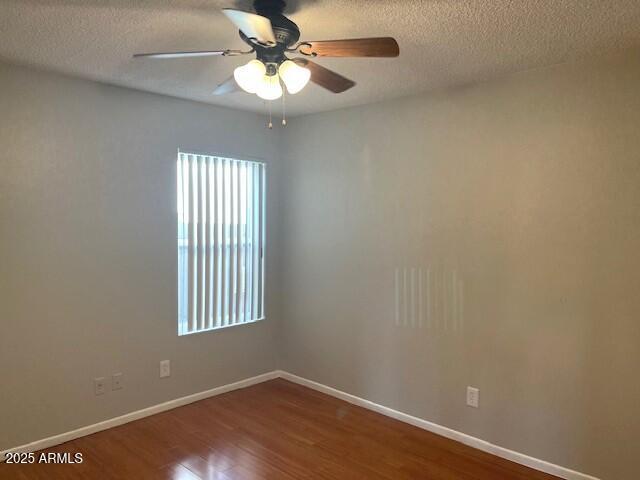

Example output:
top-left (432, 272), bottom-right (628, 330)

top-left (0, 62), bottom-right (281, 451)
top-left (279, 54), bottom-right (640, 480)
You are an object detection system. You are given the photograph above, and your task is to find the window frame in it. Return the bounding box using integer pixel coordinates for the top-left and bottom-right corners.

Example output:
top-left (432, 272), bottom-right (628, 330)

top-left (176, 149), bottom-right (267, 336)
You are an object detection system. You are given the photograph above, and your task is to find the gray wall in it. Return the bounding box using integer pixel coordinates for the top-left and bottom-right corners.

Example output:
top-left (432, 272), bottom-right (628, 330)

top-left (279, 54), bottom-right (640, 480)
top-left (0, 62), bottom-right (281, 451)
top-left (2, 54), bottom-right (640, 479)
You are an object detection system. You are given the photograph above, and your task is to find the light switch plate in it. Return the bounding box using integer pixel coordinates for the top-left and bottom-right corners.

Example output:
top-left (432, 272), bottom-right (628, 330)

top-left (467, 386), bottom-right (479, 408)
top-left (160, 360), bottom-right (170, 378)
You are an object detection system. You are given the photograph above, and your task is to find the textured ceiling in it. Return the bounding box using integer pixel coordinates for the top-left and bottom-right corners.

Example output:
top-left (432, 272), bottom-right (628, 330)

top-left (1, 0), bottom-right (640, 116)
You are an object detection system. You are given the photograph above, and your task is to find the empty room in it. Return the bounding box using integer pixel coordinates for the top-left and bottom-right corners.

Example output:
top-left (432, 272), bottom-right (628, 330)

top-left (1, 1), bottom-right (639, 479)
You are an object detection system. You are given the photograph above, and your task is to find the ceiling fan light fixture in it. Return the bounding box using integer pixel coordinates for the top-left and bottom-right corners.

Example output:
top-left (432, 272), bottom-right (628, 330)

top-left (234, 59), bottom-right (266, 94)
top-left (256, 73), bottom-right (283, 100)
top-left (279, 60), bottom-right (311, 94)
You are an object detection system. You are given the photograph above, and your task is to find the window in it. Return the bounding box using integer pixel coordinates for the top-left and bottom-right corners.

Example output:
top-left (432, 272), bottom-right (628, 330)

top-left (177, 152), bottom-right (265, 335)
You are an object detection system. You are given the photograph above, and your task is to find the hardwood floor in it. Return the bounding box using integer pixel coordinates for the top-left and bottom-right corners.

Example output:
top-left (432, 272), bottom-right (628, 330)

top-left (0, 379), bottom-right (559, 479)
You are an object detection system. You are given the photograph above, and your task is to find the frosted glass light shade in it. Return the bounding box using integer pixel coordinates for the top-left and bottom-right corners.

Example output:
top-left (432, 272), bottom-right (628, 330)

top-left (233, 60), bottom-right (266, 94)
top-left (279, 60), bottom-right (311, 94)
top-left (256, 74), bottom-right (283, 100)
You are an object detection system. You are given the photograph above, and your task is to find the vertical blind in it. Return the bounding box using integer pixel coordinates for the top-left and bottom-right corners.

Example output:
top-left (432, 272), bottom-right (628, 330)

top-left (177, 152), bottom-right (265, 335)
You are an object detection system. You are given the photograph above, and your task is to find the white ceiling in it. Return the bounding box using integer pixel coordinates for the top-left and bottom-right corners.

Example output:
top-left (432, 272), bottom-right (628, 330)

top-left (1, 0), bottom-right (639, 116)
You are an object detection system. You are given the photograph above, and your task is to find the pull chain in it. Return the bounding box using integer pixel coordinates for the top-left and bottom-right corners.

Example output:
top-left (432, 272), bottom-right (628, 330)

top-left (268, 100), bottom-right (273, 129)
top-left (263, 100), bottom-right (270, 129)
top-left (282, 88), bottom-right (287, 126)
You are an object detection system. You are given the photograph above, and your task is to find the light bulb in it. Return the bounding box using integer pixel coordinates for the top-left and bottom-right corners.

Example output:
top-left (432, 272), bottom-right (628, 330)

top-left (256, 74), bottom-right (283, 101)
top-left (233, 60), bottom-right (266, 94)
top-left (278, 60), bottom-right (311, 94)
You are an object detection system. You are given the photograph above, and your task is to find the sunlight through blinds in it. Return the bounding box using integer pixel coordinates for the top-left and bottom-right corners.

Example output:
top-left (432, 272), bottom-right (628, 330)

top-left (177, 152), bottom-right (265, 335)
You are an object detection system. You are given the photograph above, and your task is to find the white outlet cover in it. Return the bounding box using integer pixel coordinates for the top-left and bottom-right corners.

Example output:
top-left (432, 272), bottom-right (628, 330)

top-left (160, 360), bottom-right (170, 378)
top-left (467, 386), bottom-right (479, 408)
top-left (112, 373), bottom-right (123, 390)
top-left (94, 377), bottom-right (106, 396)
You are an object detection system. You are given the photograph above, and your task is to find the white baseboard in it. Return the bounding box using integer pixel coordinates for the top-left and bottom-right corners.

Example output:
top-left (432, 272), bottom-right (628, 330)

top-left (277, 371), bottom-right (599, 480)
top-left (0, 370), bottom-right (279, 461)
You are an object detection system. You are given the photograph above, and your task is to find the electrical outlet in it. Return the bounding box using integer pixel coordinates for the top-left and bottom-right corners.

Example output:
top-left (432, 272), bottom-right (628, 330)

top-left (94, 377), bottom-right (106, 396)
top-left (160, 360), bottom-right (170, 378)
top-left (466, 386), bottom-right (479, 408)
top-left (112, 373), bottom-right (123, 391)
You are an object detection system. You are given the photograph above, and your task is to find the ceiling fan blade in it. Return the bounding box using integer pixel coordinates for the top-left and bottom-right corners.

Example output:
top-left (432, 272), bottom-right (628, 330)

top-left (222, 8), bottom-right (276, 46)
top-left (294, 59), bottom-right (355, 93)
top-left (299, 37), bottom-right (399, 57)
top-left (133, 50), bottom-right (227, 59)
top-left (213, 75), bottom-right (241, 96)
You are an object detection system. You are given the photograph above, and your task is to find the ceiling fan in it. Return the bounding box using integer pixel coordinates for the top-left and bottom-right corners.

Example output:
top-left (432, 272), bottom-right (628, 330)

top-left (133, 0), bottom-right (399, 102)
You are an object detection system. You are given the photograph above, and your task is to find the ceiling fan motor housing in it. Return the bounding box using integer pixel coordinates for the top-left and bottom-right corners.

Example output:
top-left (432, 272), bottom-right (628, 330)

top-left (253, 0), bottom-right (286, 15)
top-left (240, 0), bottom-right (300, 65)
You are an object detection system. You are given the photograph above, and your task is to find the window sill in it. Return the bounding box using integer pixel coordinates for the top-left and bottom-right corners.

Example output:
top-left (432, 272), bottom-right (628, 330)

top-left (178, 317), bottom-right (266, 336)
